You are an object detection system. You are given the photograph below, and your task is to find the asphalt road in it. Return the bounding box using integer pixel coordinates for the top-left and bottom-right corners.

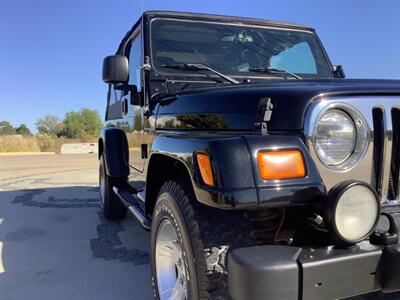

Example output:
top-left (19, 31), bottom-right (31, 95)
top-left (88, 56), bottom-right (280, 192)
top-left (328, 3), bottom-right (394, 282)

top-left (0, 154), bottom-right (100, 181)
top-left (0, 154), bottom-right (399, 300)
top-left (0, 154), bottom-right (152, 300)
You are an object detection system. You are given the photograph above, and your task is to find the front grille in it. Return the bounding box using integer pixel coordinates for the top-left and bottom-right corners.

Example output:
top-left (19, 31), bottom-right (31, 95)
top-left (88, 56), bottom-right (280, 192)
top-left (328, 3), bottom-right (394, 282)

top-left (371, 106), bottom-right (400, 201)
top-left (388, 108), bottom-right (400, 200)
top-left (371, 108), bottom-right (384, 194)
top-left (305, 96), bottom-right (400, 204)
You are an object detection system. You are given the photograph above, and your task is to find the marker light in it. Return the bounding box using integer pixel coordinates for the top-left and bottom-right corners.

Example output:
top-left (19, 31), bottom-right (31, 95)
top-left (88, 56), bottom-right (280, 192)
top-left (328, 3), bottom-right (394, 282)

top-left (257, 150), bottom-right (306, 180)
top-left (196, 153), bottom-right (214, 186)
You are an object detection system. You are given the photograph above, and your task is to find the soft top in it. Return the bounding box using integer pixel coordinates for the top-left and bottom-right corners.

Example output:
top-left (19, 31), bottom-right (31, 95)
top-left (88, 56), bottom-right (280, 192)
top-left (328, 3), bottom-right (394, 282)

top-left (143, 11), bottom-right (314, 31)
top-left (116, 10), bottom-right (314, 54)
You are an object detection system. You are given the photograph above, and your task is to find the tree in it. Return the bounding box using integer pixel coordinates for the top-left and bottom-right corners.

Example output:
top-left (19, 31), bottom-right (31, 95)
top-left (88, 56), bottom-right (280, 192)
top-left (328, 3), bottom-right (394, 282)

top-left (0, 121), bottom-right (16, 135)
top-left (63, 111), bottom-right (84, 138)
top-left (35, 115), bottom-right (63, 136)
top-left (80, 108), bottom-right (103, 136)
top-left (133, 110), bottom-right (143, 131)
top-left (63, 108), bottom-right (103, 138)
top-left (16, 124), bottom-right (32, 136)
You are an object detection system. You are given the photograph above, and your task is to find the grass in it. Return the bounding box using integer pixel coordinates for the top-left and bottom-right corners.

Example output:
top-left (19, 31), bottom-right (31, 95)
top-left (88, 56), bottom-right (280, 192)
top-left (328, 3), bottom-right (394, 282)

top-left (0, 135), bottom-right (98, 153)
top-left (0, 135), bottom-right (41, 152)
top-left (0, 132), bottom-right (147, 153)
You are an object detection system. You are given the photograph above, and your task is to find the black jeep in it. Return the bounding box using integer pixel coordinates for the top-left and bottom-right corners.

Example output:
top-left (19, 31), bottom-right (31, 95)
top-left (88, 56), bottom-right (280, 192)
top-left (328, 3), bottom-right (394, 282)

top-left (99, 11), bottom-right (400, 300)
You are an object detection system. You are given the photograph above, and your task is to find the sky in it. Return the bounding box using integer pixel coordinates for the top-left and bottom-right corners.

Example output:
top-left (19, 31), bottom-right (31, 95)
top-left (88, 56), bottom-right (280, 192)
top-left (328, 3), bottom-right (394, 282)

top-left (0, 0), bottom-right (399, 132)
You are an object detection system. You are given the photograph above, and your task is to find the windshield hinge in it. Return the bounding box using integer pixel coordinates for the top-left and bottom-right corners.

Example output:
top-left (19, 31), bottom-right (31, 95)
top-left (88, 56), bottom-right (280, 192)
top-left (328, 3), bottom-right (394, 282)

top-left (140, 56), bottom-right (152, 71)
top-left (255, 98), bottom-right (274, 135)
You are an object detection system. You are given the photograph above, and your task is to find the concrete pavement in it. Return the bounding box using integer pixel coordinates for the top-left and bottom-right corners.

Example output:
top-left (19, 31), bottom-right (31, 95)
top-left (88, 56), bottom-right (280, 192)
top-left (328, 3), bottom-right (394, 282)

top-left (0, 154), bottom-right (152, 300)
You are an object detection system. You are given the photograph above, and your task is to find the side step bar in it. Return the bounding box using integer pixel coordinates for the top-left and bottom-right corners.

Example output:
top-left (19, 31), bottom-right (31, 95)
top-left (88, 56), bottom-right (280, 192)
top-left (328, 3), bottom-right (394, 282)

top-left (112, 186), bottom-right (151, 230)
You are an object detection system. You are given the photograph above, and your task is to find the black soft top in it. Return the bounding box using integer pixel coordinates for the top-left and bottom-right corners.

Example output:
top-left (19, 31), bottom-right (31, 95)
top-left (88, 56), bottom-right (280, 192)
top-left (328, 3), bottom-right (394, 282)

top-left (116, 10), bottom-right (314, 54)
top-left (143, 11), bottom-right (314, 31)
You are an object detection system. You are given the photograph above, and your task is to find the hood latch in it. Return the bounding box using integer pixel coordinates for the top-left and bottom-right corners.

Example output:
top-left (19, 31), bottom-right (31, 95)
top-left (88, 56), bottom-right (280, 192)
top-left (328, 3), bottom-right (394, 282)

top-left (255, 98), bottom-right (274, 135)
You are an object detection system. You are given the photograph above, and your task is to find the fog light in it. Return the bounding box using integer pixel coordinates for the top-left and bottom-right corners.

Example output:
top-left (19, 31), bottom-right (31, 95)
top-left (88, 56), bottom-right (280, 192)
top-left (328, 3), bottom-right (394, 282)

top-left (326, 181), bottom-right (380, 244)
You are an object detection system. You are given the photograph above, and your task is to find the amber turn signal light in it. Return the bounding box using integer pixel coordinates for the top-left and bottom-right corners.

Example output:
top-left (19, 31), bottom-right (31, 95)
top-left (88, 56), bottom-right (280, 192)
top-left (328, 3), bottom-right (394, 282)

top-left (257, 150), bottom-right (306, 180)
top-left (196, 153), bottom-right (214, 186)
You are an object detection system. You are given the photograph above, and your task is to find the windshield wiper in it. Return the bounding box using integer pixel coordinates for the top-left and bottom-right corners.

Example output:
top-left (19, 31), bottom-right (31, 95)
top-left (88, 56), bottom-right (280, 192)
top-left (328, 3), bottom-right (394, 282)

top-left (161, 63), bottom-right (240, 84)
top-left (248, 67), bottom-right (302, 79)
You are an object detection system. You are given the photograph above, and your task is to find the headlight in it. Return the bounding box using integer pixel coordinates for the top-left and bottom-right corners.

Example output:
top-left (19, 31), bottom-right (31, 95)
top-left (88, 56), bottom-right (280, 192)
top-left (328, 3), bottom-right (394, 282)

top-left (326, 181), bottom-right (380, 244)
top-left (315, 109), bottom-right (355, 166)
top-left (313, 107), bottom-right (368, 171)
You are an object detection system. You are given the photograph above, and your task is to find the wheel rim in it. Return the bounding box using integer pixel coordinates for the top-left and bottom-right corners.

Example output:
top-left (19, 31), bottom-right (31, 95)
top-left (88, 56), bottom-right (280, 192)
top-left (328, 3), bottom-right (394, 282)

top-left (155, 218), bottom-right (188, 300)
top-left (99, 163), bottom-right (106, 206)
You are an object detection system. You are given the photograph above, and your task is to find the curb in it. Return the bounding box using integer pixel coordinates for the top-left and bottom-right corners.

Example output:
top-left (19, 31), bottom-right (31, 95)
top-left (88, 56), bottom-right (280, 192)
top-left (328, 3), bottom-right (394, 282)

top-left (0, 152), bottom-right (56, 156)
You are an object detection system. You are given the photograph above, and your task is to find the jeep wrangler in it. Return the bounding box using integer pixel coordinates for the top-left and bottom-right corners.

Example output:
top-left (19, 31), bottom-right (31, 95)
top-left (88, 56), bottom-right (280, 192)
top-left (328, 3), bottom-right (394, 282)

top-left (99, 11), bottom-right (400, 300)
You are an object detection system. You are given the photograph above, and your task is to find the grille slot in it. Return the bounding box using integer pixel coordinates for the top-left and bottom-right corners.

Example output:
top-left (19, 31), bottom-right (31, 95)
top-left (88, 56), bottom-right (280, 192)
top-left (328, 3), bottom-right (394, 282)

top-left (371, 108), bottom-right (385, 195)
top-left (388, 108), bottom-right (400, 200)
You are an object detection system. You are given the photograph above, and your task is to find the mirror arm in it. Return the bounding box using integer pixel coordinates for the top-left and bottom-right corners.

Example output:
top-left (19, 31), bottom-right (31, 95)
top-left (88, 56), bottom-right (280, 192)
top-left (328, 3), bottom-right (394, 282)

top-left (114, 83), bottom-right (141, 106)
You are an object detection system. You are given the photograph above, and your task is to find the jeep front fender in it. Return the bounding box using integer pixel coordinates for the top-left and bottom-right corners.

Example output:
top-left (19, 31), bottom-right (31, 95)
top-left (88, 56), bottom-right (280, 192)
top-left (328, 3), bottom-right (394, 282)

top-left (147, 133), bottom-right (325, 209)
top-left (99, 127), bottom-right (130, 178)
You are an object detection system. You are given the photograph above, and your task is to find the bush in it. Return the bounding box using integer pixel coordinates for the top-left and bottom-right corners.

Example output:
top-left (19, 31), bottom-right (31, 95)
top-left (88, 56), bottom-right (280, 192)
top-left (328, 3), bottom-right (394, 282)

top-left (36, 134), bottom-right (56, 152)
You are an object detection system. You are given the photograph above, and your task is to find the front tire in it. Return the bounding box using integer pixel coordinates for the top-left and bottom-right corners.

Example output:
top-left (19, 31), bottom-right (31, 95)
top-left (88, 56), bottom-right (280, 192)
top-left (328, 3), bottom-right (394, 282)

top-left (151, 180), bottom-right (255, 300)
top-left (99, 154), bottom-right (127, 220)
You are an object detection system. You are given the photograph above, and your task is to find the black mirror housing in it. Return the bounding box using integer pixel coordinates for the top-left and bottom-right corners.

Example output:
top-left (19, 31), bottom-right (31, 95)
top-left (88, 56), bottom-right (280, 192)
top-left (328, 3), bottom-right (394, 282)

top-left (102, 55), bottom-right (129, 83)
top-left (333, 65), bottom-right (346, 78)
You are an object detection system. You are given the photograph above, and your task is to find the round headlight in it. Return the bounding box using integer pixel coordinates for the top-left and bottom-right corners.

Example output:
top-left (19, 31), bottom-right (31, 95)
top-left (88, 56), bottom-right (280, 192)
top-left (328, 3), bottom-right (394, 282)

top-left (326, 181), bottom-right (380, 244)
top-left (314, 109), bottom-right (356, 166)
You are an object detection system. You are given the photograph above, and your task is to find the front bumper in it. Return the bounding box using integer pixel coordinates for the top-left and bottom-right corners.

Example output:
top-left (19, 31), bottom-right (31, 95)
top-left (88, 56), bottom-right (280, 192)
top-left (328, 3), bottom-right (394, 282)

top-left (228, 241), bottom-right (400, 300)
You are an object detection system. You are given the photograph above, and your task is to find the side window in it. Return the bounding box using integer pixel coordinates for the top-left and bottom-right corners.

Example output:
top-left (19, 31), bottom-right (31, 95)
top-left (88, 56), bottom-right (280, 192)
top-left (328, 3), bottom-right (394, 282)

top-left (270, 42), bottom-right (317, 74)
top-left (123, 33), bottom-right (143, 132)
top-left (129, 34), bottom-right (142, 92)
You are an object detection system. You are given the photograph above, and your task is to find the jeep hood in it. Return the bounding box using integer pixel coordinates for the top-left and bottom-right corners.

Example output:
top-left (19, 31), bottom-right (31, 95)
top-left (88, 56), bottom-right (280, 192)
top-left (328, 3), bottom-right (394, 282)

top-left (155, 79), bottom-right (400, 131)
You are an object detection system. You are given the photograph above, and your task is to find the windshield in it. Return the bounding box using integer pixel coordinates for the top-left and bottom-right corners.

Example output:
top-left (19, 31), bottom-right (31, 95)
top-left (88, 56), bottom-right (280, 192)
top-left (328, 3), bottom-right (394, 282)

top-left (151, 19), bottom-right (334, 79)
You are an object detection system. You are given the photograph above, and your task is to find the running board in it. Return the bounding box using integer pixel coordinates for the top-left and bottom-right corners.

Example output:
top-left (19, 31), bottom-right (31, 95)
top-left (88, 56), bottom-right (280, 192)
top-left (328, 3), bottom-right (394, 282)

top-left (112, 186), bottom-right (151, 230)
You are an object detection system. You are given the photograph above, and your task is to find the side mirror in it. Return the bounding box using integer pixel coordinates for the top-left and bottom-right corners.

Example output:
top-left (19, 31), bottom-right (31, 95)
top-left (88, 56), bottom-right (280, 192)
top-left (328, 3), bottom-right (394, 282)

top-left (102, 55), bottom-right (129, 83)
top-left (333, 65), bottom-right (346, 78)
